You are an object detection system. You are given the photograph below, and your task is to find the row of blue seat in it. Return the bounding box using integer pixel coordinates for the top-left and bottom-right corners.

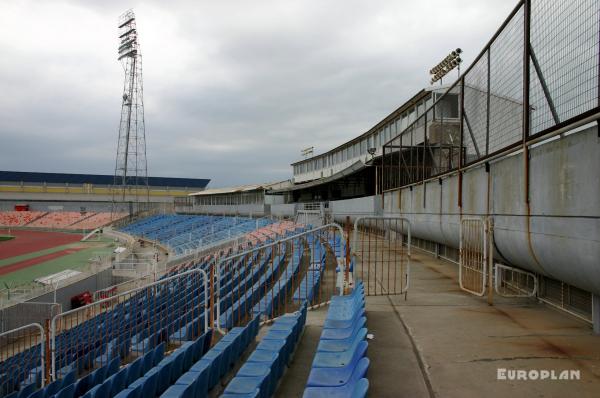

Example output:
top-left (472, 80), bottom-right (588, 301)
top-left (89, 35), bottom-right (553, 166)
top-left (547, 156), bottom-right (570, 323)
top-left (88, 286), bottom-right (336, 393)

top-left (219, 250), bottom-right (287, 330)
top-left (222, 301), bottom-right (308, 398)
top-left (10, 271), bottom-right (215, 398)
top-left (304, 281), bottom-right (369, 398)
top-left (1, 230), bottom-right (303, 397)
top-left (293, 239), bottom-right (326, 304)
top-left (252, 240), bottom-right (304, 320)
top-left (161, 317), bottom-right (260, 398)
top-left (110, 329), bottom-right (212, 398)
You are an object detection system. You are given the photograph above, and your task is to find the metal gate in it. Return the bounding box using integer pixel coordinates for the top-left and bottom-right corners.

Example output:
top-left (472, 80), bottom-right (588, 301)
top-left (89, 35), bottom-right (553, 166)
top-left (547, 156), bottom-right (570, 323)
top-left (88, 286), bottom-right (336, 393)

top-left (296, 210), bottom-right (322, 227)
top-left (459, 217), bottom-right (489, 296)
top-left (351, 217), bottom-right (411, 296)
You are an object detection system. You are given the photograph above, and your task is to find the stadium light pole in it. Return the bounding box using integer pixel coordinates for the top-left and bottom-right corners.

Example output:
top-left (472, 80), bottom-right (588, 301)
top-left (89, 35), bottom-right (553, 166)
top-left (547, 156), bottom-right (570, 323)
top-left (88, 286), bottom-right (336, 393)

top-left (429, 48), bottom-right (463, 85)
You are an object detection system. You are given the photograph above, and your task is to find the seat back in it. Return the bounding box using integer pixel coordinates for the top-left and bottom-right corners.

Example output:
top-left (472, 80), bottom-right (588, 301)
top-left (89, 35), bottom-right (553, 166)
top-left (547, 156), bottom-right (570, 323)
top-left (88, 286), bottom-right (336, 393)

top-left (125, 358), bottom-right (142, 386)
top-left (141, 372), bottom-right (158, 398)
top-left (152, 343), bottom-right (165, 366)
top-left (74, 374), bottom-right (92, 397)
top-left (94, 380), bottom-right (111, 398)
top-left (55, 384), bottom-right (75, 398)
top-left (191, 334), bottom-right (205, 362)
top-left (108, 368), bottom-right (128, 397)
top-left (202, 329), bottom-right (213, 355)
top-left (60, 370), bottom-right (76, 391)
top-left (351, 378), bottom-right (369, 398)
top-left (107, 358), bottom-right (120, 379)
top-left (155, 364), bottom-right (172, 396)
top-left (27, 388), bottom-right (44, 398)
top-left (141, 352), bottom-right (154, 375)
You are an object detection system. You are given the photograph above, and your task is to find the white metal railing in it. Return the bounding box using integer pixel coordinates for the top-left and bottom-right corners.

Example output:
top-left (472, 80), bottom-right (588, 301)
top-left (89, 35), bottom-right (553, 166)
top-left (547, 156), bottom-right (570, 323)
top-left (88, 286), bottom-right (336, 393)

top-left (214, 223), bottom-right (346, 335)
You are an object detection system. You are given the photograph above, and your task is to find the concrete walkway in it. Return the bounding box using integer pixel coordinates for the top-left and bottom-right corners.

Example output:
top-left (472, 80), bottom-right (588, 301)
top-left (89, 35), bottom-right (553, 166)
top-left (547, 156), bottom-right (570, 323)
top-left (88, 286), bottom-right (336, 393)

top-left (371, 251), bottom-right (600, 398)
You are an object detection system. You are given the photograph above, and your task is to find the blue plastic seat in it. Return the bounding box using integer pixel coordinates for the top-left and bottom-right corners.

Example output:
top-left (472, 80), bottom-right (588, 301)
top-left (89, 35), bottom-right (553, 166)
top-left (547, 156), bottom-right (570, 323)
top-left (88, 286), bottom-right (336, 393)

top-left (153, 342), bottom-right (166, 366)
top-left (209, 341), bottom-right (233, 378)
top-left (221, 391), bottom-right (259, 398)
top-left (125, 357), bottom-right (143, 386)
top-left (141, 350), bottom-right (154, 374)
top-left (220, 331), bottom-right (243, 361)
top-left (112, 384), bottom-right (142, 398)
top-left (150, 363), bottom-right (172, 396)
top-left (351, 378), bottom-right (369, 398)
top-left (73, 374), bottom-right (92, 397)
top-left (172, 349), bottom-right (188, 382)
top-left (320, 317), bottom-right (366, 340)
top-left (27, 388), bottom-right (44, 398)
top-left (182, 343), bottom-right (195, 371)
top-left (60, 370), bottom-right (76, 392)
top-left (127, 371), bottom-right (157, 398)
top-left (246, 349), bottom-right (282, 383)
top-left (108, 368), bottom-right (128, 397)
top-left (202, 329), bottom-right (213, 355)
top-left (107, 357), bottom-right (120, 378)
top-left (54, 384), bottom-right (74, 398)
top-left (188, 360), bottom-right (211, 397)
top-left (190, 334), bottom-right (205, 362)
top-left (223, 374), bottom-right (270, 398)
top-left (312, 339), bottom-right (367, 369)
top-left (303, 377), bottom-right (369, 398)
top-left (197, 351), bottom-right (222, 390)
top-left (91, 379), bottom-right (111, 398)
top-left (237, 362), bottom-right (275, 396)
top-left (160, 382), bottom-right (194, 398)
top-left (318, 328), bottom-right (367, 352)
top-left (43, 379), bottom-right (62, 398)
top-left (18, 383), bottom-right (36, 398)
top-left (307, 357), bottom-right (370, 388)
top-left (256, 339), bottom-right (288, 366)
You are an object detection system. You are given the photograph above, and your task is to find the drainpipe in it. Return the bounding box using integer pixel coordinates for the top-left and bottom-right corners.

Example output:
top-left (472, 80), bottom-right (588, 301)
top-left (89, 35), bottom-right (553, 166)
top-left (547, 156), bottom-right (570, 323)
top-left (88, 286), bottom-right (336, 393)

top-left (593, 294), bottom-right (600, 335)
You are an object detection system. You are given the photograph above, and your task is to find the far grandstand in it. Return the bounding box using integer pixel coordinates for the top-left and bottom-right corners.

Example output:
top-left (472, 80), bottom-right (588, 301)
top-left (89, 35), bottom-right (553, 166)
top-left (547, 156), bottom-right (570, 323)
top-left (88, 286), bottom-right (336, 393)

top-left (0, 170), bottom-right (213, 311)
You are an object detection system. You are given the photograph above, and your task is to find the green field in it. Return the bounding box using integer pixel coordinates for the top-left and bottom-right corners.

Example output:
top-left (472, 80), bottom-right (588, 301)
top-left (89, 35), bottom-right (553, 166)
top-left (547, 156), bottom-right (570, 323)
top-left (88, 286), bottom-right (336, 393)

top-left (0, 235), bottom-right (15, 241)
top-left (0, 238), bottom-right (116, 285)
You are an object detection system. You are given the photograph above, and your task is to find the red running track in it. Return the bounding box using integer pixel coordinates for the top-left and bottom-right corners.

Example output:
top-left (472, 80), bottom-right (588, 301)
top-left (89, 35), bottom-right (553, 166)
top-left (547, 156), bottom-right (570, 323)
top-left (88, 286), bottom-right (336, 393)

top-left (0, 248), bottom-right (83, 276)
top-left (0, 229), bottom-right (82, 260)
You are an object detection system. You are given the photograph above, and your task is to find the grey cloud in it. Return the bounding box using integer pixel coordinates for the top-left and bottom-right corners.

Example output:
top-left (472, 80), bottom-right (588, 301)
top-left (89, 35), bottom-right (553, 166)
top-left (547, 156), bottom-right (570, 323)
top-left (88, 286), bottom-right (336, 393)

top-left (0, 0), bottom-right (517, 187)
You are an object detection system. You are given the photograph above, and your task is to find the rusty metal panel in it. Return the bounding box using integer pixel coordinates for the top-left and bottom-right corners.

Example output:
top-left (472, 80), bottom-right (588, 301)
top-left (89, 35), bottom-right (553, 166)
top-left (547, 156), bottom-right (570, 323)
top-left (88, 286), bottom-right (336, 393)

top-left (352, 217), bottom-right (411, 296)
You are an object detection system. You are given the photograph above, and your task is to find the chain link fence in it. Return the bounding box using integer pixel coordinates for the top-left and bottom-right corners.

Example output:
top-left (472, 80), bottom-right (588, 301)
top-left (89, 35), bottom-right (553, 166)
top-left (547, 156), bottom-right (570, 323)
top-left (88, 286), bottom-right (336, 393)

top-left (383, 0), bottom-right (599, 191)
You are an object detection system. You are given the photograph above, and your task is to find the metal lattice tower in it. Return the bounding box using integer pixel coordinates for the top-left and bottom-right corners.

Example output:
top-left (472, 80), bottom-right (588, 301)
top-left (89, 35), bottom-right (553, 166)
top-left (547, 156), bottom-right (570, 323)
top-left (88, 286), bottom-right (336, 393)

top-left (112, 9), bottom-right (149, 216)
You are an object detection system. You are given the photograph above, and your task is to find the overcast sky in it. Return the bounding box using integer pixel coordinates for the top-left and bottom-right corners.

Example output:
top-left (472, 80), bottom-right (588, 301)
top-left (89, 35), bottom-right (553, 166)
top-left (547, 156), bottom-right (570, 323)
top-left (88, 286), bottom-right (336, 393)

top-left (0, 0), bottom-right (517, 187)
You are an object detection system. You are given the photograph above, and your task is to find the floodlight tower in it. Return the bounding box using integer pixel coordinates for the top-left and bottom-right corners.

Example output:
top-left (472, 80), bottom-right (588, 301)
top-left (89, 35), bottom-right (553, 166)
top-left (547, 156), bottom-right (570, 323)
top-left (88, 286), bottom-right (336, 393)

top-left (112, 9), bottom-right (149, 216)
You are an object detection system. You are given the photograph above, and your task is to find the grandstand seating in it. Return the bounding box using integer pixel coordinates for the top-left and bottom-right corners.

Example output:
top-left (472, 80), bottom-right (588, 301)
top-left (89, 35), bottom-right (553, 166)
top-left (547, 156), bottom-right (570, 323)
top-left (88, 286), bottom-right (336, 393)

top-left (222, 302), bottom-right (308, 397)
top-left (27, 212), bottom-right (92, 229)
top-left (303, 280), bottom-right (369, 397)
top-left (293, 237), bottom-right (326, 305)
top-left (120, 215), bottom-right (302, 257)
top-left (67, 213), bottom-right (127, 230)
top-left (0, 228), bottom-right (367, 398)
top-left (0, 211), bottom-right (46, 227)
top-left (0, 211), bottom-right (127, 230)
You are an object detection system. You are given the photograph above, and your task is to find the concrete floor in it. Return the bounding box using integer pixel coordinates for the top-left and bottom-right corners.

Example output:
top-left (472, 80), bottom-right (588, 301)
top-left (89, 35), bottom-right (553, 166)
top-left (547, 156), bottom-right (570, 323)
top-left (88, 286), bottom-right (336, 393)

top-left (277, 250), bottom-right (600, 397)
